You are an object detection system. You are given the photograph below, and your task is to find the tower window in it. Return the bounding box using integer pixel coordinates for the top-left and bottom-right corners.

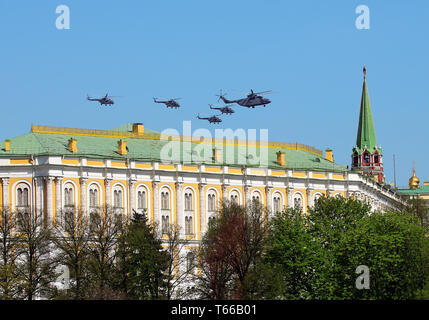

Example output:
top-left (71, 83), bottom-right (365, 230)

top-left (374, 153), bottom-right (379, 164)
top-left (363, 152), bottom-right (370, 165)
top-left (353, 152), bottom-right (359, 167)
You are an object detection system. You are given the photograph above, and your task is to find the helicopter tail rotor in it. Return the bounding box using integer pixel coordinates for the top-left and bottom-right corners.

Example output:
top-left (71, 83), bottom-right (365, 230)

top-left (216, 89), bottom-right (227, 102)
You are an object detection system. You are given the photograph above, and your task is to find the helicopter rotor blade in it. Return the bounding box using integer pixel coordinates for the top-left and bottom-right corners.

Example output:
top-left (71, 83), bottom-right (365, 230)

top-left (172, 98), bottom-right (183, 101)
top-left (231, 89), bottom-right (276, 95)
top-left (252, 90), bottom-right (276, 95)
top-left (215, 89), bottom-right (227, 102)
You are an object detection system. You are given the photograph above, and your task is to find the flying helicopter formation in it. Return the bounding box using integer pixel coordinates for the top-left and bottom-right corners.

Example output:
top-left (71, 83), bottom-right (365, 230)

top-left (87, 94), bottom-right (119, 106)
top-left (195, 89), bottom-right (273, 124)
top-left (153, 97), bottom-right (182, 108)
top-left (216, 89), bottom-right (272, 108)
top-left (87, 89), bottom-right (273, 124)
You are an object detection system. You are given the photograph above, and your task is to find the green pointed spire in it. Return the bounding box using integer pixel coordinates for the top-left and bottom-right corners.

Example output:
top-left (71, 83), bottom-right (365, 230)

top-left (356, 66), bottom-right (377, 152)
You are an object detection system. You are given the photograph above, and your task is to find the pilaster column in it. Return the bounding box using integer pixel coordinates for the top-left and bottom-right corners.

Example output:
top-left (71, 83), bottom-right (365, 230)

top-left (35, 177), bottom-right (43, 216)
top-left (129, 179), bottom-right (136, 219)
top-left (152, 181), bottom-right (160, 231)
top-left (80, 178), bottom-right (87, 217)
top-left (286, 187), bottom-right (293, 208)
top-left (45, 177), bottom-right (54, 224)
top-left (2, 178), bottom-right (9, 212)
top-left (175, 182), bottom-right (184, 238)
top-left (307, 188), bottom-right (314, 209)
top-left (222, 184), bottom-right (229, 204)
top-left (104, 178), bottom-right (112, 211)
top-left (55, 177), bottom-right (63, 223)
top-left (199, 183), bottom-right (206, 235)
top-left (244, 185), bottom-right (251, 207)
top-left (265, 186), bottom-right (273, 216)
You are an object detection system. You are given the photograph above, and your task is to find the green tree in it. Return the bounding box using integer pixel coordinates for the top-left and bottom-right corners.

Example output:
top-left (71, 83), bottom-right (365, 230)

top-left (307, 196), bottom-right (372, 298)
top-left (336, 211), bottom-right (429, 299)
top-left (406, 196), bottom-right (429, 227)
top-left (261, 208), bottom-right (325, 299)
top-left (119, 210), bottom-right (168, 299)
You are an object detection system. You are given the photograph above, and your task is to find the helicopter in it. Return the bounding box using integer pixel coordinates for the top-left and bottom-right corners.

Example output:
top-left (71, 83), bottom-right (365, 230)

top-left (216, 89), bottom-right (272, 108)
top-left (153, 97), bottom-right (182, 108)
top-left (196, 114), bottom-right (222, 124)
top-left (209, 104), bottom-right (235, 115)
top-left (87, 93), bottom-right (119, 106)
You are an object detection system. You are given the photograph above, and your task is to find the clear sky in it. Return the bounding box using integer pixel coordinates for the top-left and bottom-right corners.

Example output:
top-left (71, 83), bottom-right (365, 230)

top-left (0, 0), bottom-right (428, 188)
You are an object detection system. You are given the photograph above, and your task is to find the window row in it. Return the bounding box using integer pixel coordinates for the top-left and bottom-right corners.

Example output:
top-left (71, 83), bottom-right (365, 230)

top-left (11, 183), bottom-right (337, 214)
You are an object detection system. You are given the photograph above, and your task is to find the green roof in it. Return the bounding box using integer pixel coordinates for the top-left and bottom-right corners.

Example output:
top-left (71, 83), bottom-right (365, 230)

top-left (0, 124), bottom-right (348, 172)
top-left (396, 185), bottom-right (429, 196)
top-left (355, 69), bottom-right (379, 154)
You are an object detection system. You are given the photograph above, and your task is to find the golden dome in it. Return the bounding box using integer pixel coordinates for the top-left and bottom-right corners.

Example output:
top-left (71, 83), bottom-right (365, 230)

top-left (409, 162), bottom-right (420, 189)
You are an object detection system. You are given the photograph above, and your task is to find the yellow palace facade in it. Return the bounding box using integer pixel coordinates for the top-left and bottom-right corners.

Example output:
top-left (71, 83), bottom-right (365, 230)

top-left (0, 121), bottom-right (403, 245)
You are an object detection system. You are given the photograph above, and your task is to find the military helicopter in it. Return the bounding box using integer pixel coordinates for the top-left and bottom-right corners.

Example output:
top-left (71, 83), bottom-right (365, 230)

top-left (216, 89), bottom-right (272, 108)
top-left (87, 94), bottom-right (119, 106)
top-left (153, 97), bottom-right (182, 108)
top-left (196, 114), bottom-right (222, 124)
top-left (209, 104), bottom-right (235, 115)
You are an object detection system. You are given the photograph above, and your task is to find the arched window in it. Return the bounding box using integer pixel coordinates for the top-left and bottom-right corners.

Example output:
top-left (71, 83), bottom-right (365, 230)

top-left (184, 192), bottom-right (193, 211)
top-left (184, 189), bottom-right (194, 235)
top-left (137, 190), bottom-right (147, 210)
top-left (185, 216), bottom-right (193, 235)
top-left (63, 183), bottom-right (75, 232)
top-left (113, 190), bottom-right (123, 209)
top-left (16, 183), bottom-right (30, 232)
top-left (64, 185), bottom-right (74, 207)
top-left (313, 193), bottom-right (322, 203)
top-left (88, 185), bottom-right (100, 232)
top-left (187, 251), bottom-right (195, 273)
top-left (293, 193), bottom-right (303, 210)
top-left (17, 185), bottom-right (29, 208)
top-left (160, 187), bottom-right (171, 235)
top-left (352, 151), bottom-right (359, 167)
top-left (230, 190), bottom-right (240, 204)
top-left (207, 192), bottom-right (217, 212)
top-left (161, 215), bottom-right (169, 234)
top-left (208, 216), bottom-right (216, 224)
top-left (161, 190), bottom-right (170, 210)
top-left (273, 193), bottom-right (282, 213)
top-left (251, 191), bottom-right (263, 216)
top-left (89, 186), bottom-right (99, 209)
top-left (252, 194), bottom-right (261, 204)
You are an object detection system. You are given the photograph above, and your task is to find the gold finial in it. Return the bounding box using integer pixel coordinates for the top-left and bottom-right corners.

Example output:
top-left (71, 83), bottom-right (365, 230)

top-left (409, 160), bottom-right (420, 189)
top-left (363, 65), bottom-right (366, 80)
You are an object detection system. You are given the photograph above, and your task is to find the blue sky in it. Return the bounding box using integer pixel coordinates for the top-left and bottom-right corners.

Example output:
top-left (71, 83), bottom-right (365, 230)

top-left (0, 0), bottom-right (428, 187)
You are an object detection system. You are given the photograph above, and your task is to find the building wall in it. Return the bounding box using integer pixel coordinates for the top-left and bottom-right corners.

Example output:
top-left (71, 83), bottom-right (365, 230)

top-left (0, 156), bottom-right (405, 240)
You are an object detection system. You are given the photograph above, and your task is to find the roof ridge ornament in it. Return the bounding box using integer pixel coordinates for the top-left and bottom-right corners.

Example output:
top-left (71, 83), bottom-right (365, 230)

top-left (363, 65), bottom-right (366, 80)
